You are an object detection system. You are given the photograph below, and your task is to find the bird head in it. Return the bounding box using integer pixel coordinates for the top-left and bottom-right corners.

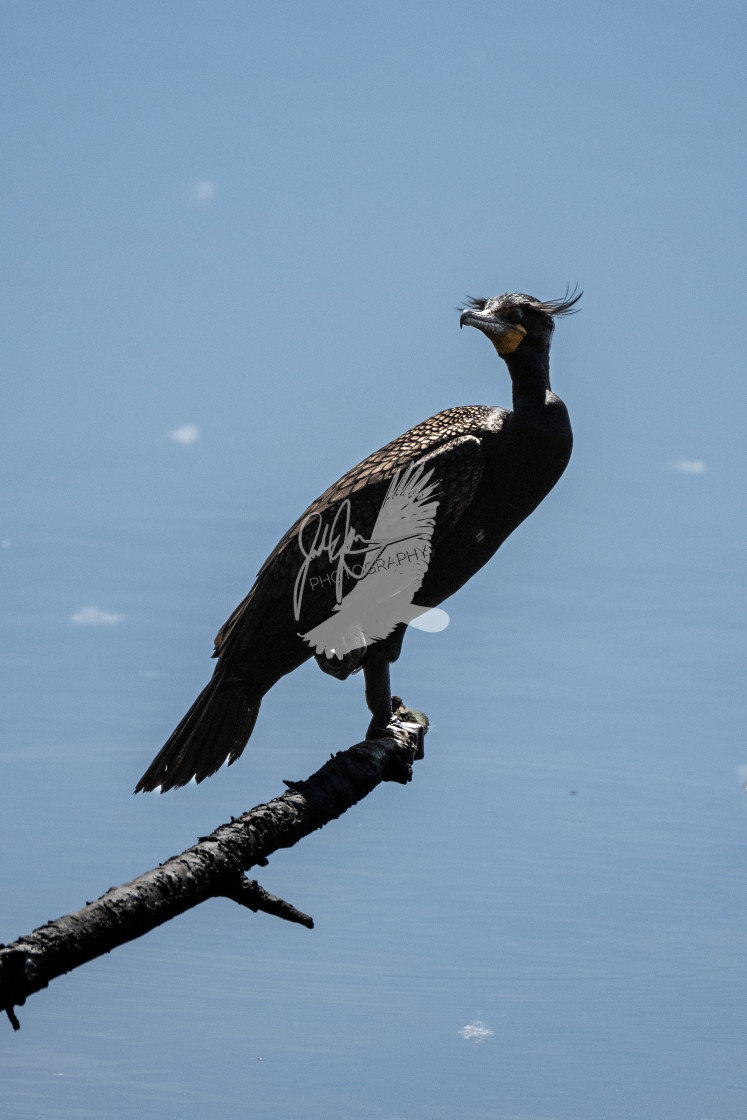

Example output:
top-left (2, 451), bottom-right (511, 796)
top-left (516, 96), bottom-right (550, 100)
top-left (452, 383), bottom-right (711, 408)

top-left (459, 290), bottom-right (581, 361)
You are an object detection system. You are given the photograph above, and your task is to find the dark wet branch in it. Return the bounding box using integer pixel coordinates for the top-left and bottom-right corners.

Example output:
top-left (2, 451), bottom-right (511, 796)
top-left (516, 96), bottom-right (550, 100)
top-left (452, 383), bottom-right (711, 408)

top-left (0, 705), bottom-right (426, 1031)
top-left (224, 876), bottom-right (314, 927)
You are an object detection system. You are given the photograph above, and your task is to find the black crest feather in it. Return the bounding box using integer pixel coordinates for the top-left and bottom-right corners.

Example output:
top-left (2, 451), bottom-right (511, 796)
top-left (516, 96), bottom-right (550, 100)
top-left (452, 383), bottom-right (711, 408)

top-left (539, 284), bottom-right (582, 317)
top-left (461, 286), bottom-right (581, 318)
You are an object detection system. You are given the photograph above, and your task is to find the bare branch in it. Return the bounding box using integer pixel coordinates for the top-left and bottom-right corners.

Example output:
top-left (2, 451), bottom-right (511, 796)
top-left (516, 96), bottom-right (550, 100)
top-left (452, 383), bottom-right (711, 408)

top-left (223, 876), bottom-right (314, 927)
top-left (1, 708), bottom-right (426, 1030)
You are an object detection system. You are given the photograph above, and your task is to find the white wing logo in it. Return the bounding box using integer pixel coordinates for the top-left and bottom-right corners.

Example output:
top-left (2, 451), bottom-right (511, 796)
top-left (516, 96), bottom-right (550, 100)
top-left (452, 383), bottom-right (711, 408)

top-left (300, 462), bottom-right (441, 659)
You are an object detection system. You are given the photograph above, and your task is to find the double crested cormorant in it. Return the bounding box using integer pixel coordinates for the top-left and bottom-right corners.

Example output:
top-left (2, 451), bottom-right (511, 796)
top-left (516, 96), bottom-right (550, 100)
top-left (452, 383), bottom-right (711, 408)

top-left (136, 289), bottom-right (579, 792)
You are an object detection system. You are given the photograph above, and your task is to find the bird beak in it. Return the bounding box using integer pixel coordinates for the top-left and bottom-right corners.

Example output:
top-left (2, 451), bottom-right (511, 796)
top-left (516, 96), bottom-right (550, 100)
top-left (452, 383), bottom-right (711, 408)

top-left (459, 309), bottom-right (526, 354)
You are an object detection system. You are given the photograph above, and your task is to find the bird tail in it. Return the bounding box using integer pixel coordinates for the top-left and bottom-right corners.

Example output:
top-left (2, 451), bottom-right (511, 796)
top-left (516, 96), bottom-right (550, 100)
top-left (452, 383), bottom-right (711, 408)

top-left (135, 670), bottom-right (261, 793)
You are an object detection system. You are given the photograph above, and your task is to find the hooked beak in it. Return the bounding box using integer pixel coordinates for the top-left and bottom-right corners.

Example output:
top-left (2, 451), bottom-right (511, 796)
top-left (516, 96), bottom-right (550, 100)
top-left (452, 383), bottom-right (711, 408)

top-left (459, 307), bottom-right (527, 354)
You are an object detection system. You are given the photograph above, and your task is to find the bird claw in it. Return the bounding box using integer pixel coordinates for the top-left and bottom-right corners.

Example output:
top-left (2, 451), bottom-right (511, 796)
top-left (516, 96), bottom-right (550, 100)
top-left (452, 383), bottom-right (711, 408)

top-left (366, 699), bottom-right (427, 759)
top-left (392, 697), bottom-right (428, 759)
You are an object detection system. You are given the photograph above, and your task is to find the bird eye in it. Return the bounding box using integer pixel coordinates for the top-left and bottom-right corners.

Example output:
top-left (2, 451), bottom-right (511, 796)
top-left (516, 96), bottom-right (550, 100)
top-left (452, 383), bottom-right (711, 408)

top-left (506, 308), bottom-right (523, 324)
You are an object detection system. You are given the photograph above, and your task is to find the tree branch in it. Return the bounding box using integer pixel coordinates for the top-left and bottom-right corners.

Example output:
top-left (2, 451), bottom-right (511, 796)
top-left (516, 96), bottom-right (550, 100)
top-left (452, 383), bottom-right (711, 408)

top-left (0, 703), bottom-right (427, 1031)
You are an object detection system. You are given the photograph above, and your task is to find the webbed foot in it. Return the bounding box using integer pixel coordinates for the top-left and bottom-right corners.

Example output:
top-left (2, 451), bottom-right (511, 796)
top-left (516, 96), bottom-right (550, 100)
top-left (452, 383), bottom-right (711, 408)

top-left (366, 697), bottom-right (428, 758)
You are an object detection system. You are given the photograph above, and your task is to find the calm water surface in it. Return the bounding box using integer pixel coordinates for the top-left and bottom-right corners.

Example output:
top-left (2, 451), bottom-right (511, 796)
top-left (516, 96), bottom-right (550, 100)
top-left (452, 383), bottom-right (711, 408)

top-left (1, 450), bottom-right (745, 1120)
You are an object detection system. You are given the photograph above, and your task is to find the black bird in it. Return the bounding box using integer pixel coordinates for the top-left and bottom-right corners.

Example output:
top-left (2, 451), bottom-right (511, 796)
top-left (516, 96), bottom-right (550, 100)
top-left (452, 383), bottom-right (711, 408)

top-left (136, 289), bottom-right (579, 792)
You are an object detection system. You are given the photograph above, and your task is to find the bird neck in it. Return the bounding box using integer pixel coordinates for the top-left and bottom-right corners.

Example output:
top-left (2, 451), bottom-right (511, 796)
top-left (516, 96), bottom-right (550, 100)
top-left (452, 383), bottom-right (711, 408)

top-left (505, 348), bottom-right (552, 411)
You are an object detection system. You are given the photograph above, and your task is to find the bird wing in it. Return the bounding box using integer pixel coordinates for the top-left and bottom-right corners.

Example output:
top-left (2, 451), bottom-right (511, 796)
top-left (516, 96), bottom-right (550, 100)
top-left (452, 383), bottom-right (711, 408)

top-left (213, 406), bottom-right (505, 660)
top-left (299, 460), bottom-right (441, 657)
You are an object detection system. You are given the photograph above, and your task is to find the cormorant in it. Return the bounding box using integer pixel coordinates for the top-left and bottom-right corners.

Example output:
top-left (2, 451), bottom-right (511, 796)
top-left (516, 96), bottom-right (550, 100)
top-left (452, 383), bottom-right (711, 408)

top-left (136, 289), bottom-right (580, 792)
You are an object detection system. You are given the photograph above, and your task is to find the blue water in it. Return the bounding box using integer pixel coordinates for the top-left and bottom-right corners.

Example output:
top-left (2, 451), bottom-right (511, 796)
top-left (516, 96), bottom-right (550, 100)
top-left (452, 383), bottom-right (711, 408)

top-left (2, 432), bottom-right (745, 1119)
top-left (2, 5), bottom-right (746, 1110)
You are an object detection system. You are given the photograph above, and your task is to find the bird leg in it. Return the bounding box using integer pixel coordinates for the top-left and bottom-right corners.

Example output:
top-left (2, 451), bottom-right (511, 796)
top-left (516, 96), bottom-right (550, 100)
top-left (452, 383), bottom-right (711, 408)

top-left (363, 650), bottom-right (394, 740)
top-left (362, 653), bottom-right (426, 760)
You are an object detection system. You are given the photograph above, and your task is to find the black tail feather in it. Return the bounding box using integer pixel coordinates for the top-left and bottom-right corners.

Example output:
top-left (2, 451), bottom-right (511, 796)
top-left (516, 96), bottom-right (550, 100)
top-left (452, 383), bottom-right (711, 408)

top-left (135, 672), bottom-right (261, 793)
